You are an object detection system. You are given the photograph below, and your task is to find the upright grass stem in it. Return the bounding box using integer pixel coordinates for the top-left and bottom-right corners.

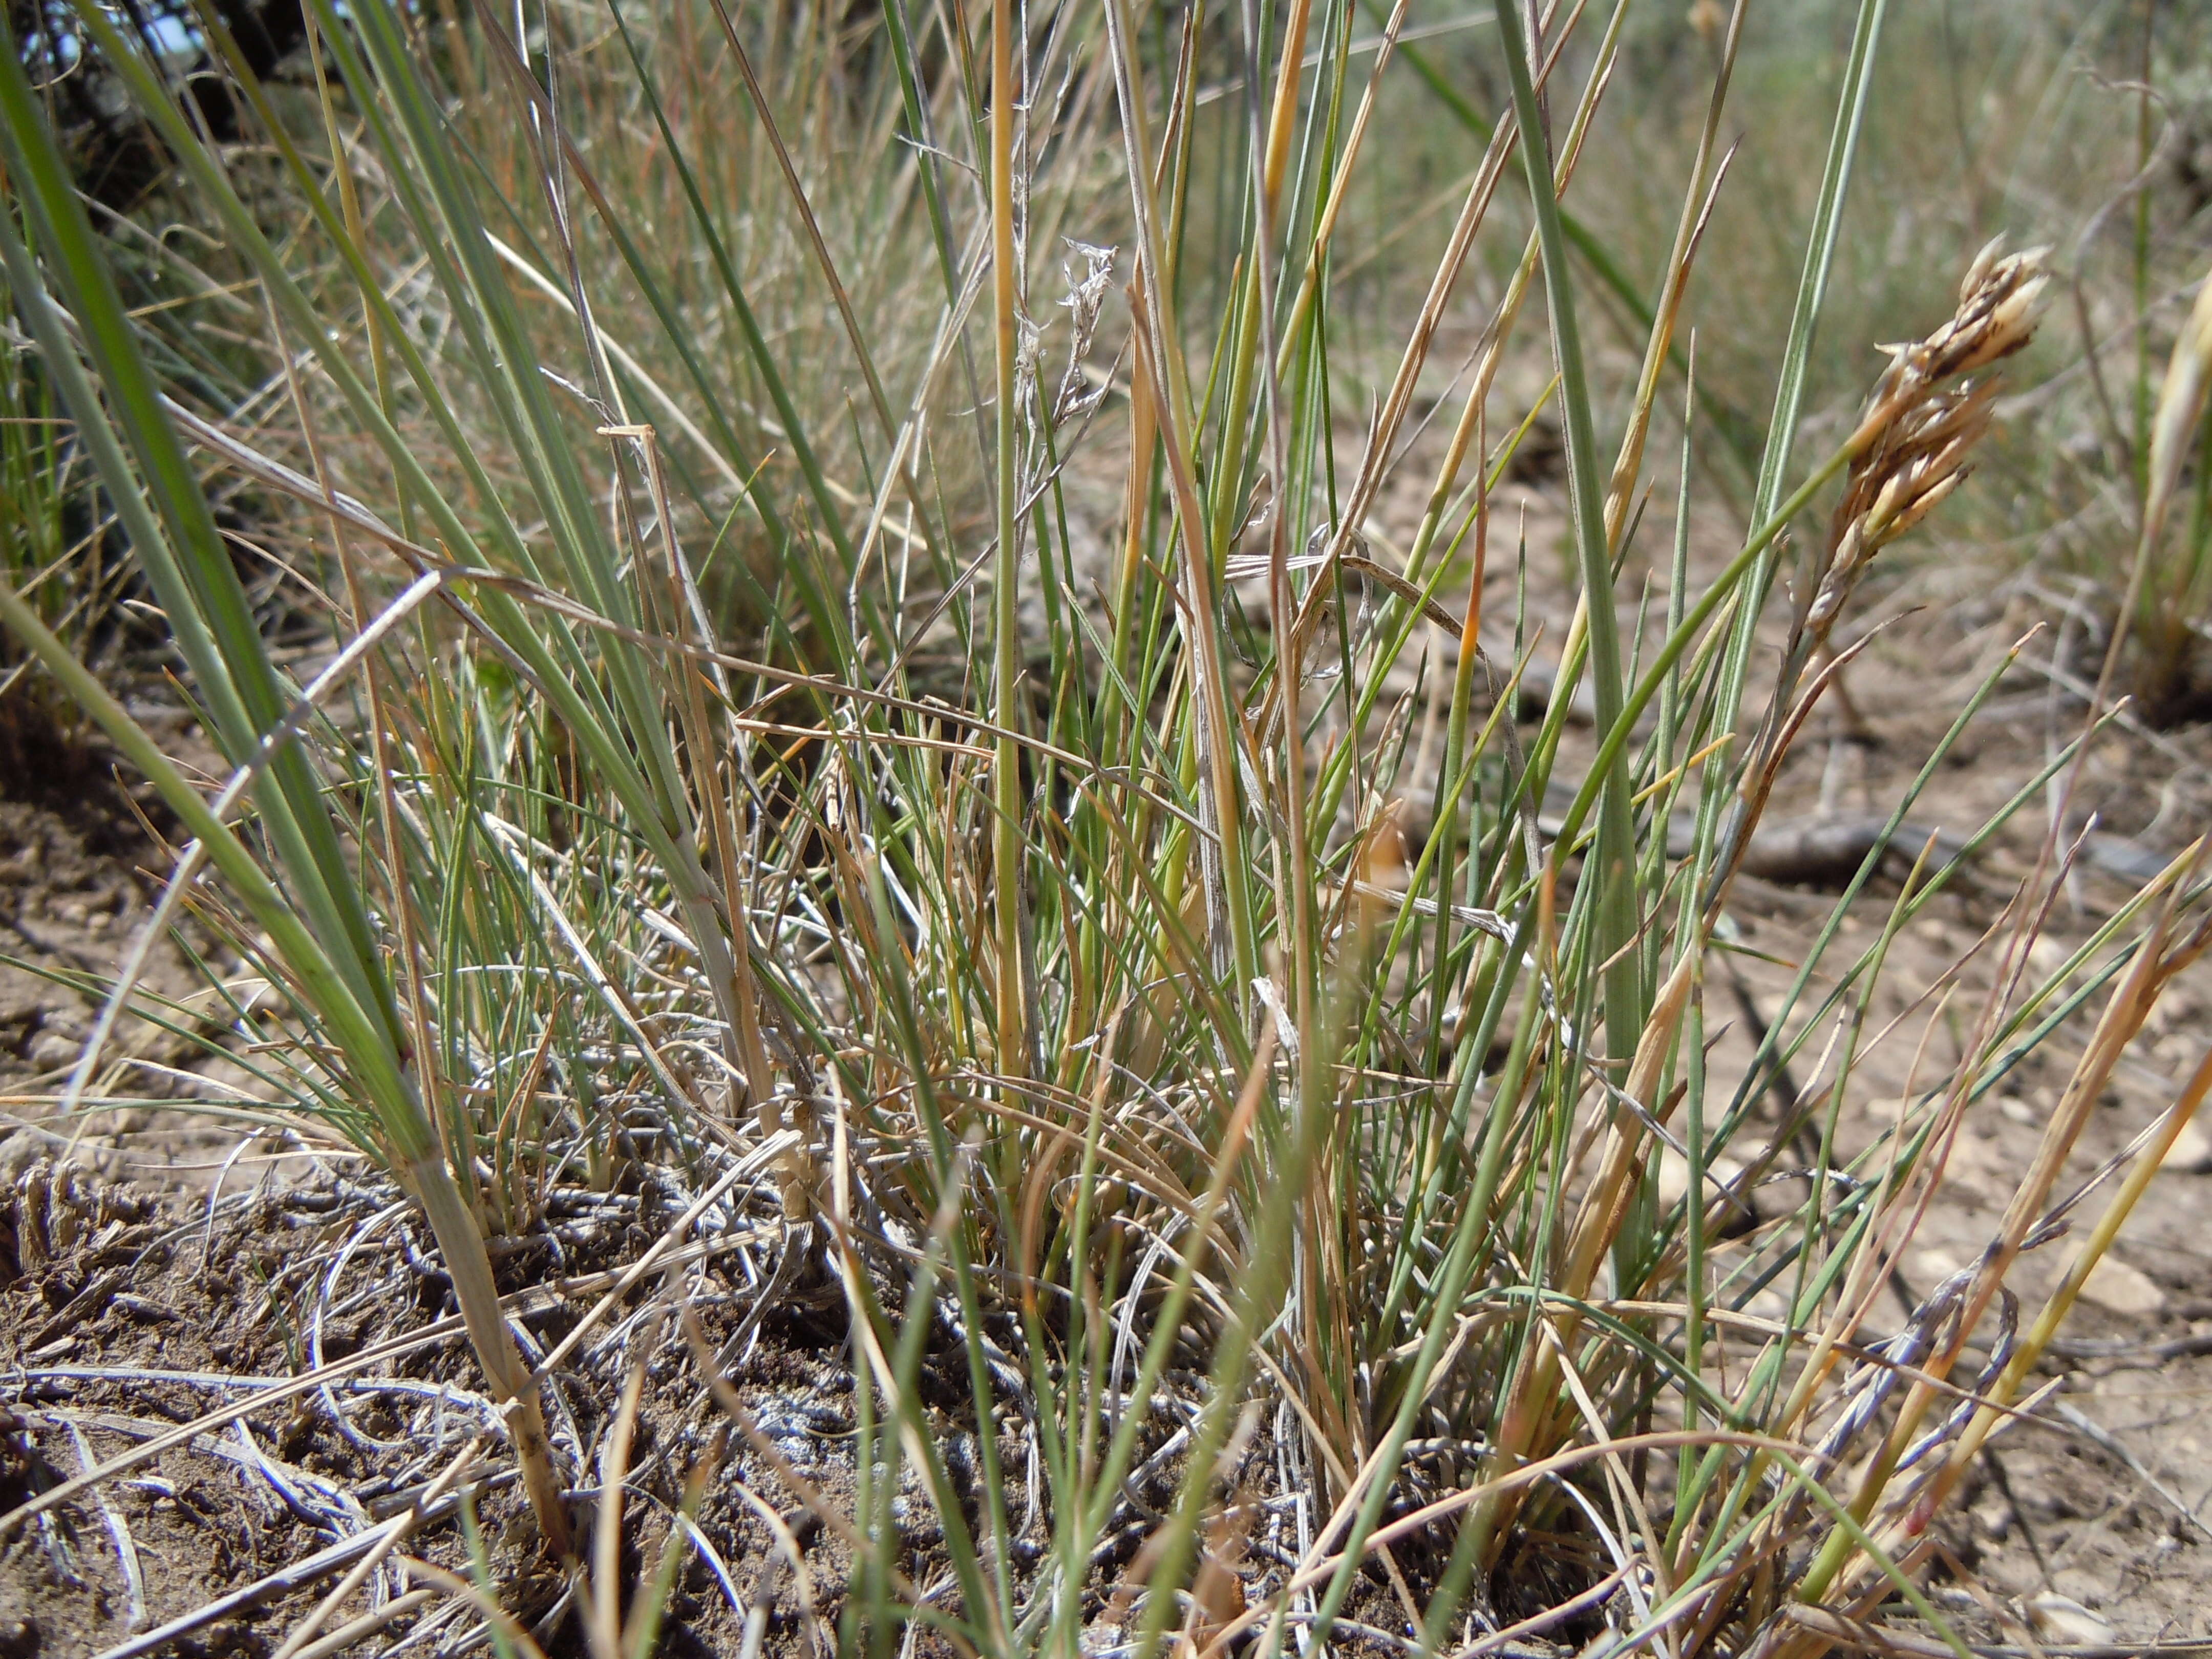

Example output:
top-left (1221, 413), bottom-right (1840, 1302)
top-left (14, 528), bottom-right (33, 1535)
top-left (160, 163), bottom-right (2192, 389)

top-left (1104, 0), bottom-right (1259, 1008)
top-left (990, 0), bottom-right (1026, 1086)
top-left (1489, 0), bottom-right (1643, 1058)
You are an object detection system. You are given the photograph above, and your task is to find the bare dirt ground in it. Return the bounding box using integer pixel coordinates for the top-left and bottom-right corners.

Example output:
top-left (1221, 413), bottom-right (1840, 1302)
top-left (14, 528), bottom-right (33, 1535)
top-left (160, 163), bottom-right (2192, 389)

top-left (0, 711), bottom-right (274, 1194)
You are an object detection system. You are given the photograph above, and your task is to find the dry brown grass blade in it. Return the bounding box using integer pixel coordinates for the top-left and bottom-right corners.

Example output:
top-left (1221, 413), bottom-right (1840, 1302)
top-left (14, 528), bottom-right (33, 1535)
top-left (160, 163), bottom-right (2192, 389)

top-left (616, 422), bottom-right (812, 1220)
top-left (586, 1305), bottom-right (666, 1659)
top-left (1270, 0), bottom-right (1606, 713)
top-left (1781, 1604), bottom-right (1956, 1659)
top-left (701, 0), bottom-right (897, 442)
top-left (1271, 0), bottom-right (1414, 367)
top-left (1598, 0), bottom-right (1747, 541)
top-left (1457, 951), bottom-right (1697, 1562)
top-left (1124, 276), bottom-right (1247, 972)
top-left (283, 1587), bottom-right (438, 1659)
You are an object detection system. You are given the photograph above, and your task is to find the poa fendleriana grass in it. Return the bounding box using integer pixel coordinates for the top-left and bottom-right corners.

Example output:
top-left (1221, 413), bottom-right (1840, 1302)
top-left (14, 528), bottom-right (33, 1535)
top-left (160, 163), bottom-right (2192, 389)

top-left (2, 2), bottom-right (2206, 1655)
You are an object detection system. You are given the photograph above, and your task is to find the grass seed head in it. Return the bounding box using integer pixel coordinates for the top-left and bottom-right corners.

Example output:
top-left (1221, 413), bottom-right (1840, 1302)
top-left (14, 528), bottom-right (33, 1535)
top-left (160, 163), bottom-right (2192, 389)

top-left (1810, 245), bottom-right (2049, 641)
top-left (1849, 241), bottom-right (2048, 453)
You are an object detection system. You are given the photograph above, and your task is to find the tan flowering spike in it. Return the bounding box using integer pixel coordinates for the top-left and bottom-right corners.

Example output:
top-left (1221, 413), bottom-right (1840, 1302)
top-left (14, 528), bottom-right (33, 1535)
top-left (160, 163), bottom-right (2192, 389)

top-left (1800, 248), bottom-right (2046, 658)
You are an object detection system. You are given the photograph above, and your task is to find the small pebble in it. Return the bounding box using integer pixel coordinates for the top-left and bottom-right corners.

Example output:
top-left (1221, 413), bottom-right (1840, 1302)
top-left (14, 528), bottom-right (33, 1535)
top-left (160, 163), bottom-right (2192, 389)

top-left (2079, 1254), bottom-right (2165, 1317)
top-left (2160, 1118), bottom-right (2212, 1175)
top-left (2028, 1590), bottom-right (2111, 1644)
top-left (25, 1030), bottom-right (81, 1071)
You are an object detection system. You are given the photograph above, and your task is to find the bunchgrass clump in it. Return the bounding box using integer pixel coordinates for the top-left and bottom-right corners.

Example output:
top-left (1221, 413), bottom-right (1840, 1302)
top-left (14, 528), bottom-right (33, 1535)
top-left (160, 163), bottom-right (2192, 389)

top-left (2, 2), bottom-right (2207, 1655)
